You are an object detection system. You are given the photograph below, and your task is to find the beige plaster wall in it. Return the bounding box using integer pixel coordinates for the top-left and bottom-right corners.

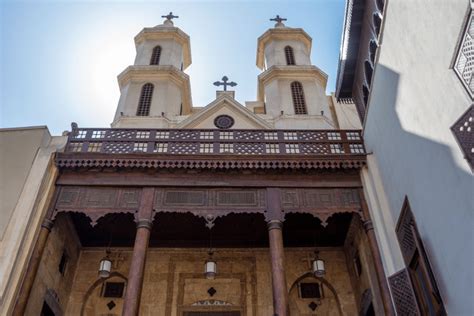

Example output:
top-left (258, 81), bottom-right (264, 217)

top-left (66, 247), bottom-right (358, 316)
top-left (264, 39), bottom-right (311, 68)
top-left (0, 129), bottom-right (66, 316)
top-left (0, 127), bottom-right (50, 238)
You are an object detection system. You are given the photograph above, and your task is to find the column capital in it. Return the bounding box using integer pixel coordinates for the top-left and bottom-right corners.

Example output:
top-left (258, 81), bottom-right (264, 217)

top-left (41, 218), bottom-right (54, 231)
top-left (136, 219), bottom-right (153, 230)
top-left (267, 219), bottom-right (283, 230)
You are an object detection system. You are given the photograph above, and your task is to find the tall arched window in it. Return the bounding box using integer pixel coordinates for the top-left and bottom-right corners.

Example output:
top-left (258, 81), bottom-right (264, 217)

top-left (364, 60), bottom-right (374, 86)
top-left (291, 81), bottom-right (307, 114)
top-left (136, 83), bottom-right (154, 116)
top-left (150, 46), bottom-right (162, 65)
top-left (285, 46), bottom-right (296, 65)
top-left (376, 0), bottom-right (385, 12)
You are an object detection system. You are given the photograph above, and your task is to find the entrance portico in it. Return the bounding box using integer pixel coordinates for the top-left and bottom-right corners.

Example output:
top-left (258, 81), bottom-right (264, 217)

top-left (13, 127), bottom-right (392, 316)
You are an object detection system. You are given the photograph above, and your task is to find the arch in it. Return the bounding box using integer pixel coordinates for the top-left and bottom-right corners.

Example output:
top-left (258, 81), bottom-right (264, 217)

top-left (364, 60), bottom-right (374, 86)
top-left (369, 40), bottom-right (378, 65)
top-left (285, 46), bottom-right (296, 65)
top-left (291, 81), bottom-right (307, 114)
top-left (373, 13), bottom-right (382, 36)
top-left (136, 83), bottom-right (154, 116)
top-left (288, 272), bottom-right (344, 316)
top-left (150, 45), bottom-right (162, 65)
top-left (80, 272), bottom-right (128, 316)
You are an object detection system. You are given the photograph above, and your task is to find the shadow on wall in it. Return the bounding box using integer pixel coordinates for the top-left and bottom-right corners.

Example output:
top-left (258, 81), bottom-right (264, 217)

top-left (363, 64), bottom-right (473, 313)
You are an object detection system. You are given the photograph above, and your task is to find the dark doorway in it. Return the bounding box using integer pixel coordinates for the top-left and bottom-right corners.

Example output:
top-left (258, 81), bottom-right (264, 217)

top-left (40, 301), bottom-right (55, 316)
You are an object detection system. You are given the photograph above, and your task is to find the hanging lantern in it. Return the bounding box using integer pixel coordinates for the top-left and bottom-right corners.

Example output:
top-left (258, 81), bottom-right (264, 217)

top-left (312, 252), bottom-right (325, 277)
top-left (204, 252), bottom-right (217, 279)
top-left (99, 251), bottom-right (112, 278)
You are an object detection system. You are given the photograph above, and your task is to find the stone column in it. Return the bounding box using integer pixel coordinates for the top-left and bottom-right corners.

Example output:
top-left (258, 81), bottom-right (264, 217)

top-left (359, 189), bottom-right (395, 316)
top-left (122, 188), bottom-right (155, 316)
top-left (12, 218), bottom-right (54, 316)
top-left (268, 220), bottom-right (289, 316)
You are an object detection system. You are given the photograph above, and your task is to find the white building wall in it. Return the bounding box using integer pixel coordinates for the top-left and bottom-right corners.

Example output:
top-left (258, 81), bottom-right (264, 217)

top-left (363, 1), bottom-right (473, 314)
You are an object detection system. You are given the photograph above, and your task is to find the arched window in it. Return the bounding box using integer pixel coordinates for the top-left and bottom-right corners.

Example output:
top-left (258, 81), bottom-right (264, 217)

top-left (362, 85), bottom-right (370, 107)
top-left (136, 83), bottom-right (154, 116)
top-left (369, 40), bottom-right (378, 65)
top-left (150, 46), bottom-right (162, 65)
top-left (291, 81), bottom-right (307, 114)
top-left (364, 60), bottom-right (374, 86)
top-left (285, 46), bottom-right (296, 65)
top-left (373, 13), bottom-right (382, 36)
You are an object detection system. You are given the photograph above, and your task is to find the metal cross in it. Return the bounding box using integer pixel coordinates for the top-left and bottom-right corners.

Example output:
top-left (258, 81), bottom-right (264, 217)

top-left (213, 76), bottom-right (237, 91)
top-left (270, 15), bottom-right (287, 24)
top-left (162, 12), bottom-right (179, 21)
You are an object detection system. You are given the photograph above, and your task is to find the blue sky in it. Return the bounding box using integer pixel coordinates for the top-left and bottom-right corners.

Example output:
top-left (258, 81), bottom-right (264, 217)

top-left (1, 0), bottom-right (346, 135)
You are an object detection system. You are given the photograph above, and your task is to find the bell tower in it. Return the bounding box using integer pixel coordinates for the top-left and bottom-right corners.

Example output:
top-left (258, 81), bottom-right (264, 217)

top-left (256, 16), bottom-right (333, 129)
top-left (112, 13), bottom-right (192, 128)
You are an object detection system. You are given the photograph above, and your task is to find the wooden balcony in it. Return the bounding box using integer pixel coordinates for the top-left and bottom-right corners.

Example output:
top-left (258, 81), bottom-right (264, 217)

top-left (57, 126), bottom-right (367, 170)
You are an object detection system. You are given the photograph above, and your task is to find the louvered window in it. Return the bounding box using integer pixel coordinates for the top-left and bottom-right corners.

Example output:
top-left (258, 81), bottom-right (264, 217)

top-left (393, 198), bottom-right (446, 316)
top-left (291, 81), bottom-right (307, 114)
top-left (136, 83), bottom-right (154, 116)
top-left (454, 11), bottom-right (473, 98)
top-left (285, 46), bottom-right (296, 65)
top-left (150, 46), bottom-right (162, 65)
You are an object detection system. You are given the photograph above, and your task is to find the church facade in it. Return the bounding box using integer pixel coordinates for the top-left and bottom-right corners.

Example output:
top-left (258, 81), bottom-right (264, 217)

top-left (1, 2), bottom-right (471, 315)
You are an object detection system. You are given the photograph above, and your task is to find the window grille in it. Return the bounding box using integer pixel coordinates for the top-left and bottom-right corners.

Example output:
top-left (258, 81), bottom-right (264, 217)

top-left (154, 143), bottom-right (168, 153)
top-left (87, 143), bottom-right (102, 152)
top-left (291, 81), bottom-right (307, 114)
top-left (450, 105), bottom-right (473, 168)
top-left (133, 142), bottom-right (148, 152)
top-left (285, 46), bottom-right (295, 65)
top-left (265, 144), bottom-right (280, 154)
top-left (103, 282), bottom-right (125, 298)
top-left (200, 143), bottom-right (213, 153)
top-left (136, 83), bottom-right (154, 116)
top-left (150, 46), bottom-right (162, 65)
top-left (454, 11), bottom-right (474, 98)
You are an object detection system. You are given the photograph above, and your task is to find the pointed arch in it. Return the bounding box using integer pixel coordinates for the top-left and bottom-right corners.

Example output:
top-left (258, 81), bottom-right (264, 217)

top-left (136, 83), bottom-right (154, 116)
top-left (285, 46), bottom-right (296, 65)
top-left (150, 45), bottom-right (162, 65)
top-left (291, 81), bottom-right (307, 114)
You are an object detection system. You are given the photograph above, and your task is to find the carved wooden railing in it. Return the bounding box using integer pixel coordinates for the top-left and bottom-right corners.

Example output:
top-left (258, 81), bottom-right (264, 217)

top-left (64, 127), bottom-right (366, 156)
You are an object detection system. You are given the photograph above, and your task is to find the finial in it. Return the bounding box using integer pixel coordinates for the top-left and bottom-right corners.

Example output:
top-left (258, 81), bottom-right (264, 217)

top-left (213, 76), bottom-right (237, 91)
top-left (161, 12), bottom-right (179, 26)
top-left (270, 14), bottom-right (287, 27)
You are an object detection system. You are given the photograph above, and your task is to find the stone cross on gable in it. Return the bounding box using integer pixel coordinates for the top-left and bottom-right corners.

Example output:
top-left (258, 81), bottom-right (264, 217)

top-left (213, 76), bottom-right (237, 91)
top-left (162, 12), bottom-right (179, 21)
top-left (270, 15), bottom-right (287, 27)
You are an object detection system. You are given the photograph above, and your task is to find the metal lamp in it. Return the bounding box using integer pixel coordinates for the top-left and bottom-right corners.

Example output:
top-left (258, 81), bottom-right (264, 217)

top-left (312, 251), bottom-right (325, 277)
top-left (205, 251), bottom-right (217, 279)
top-left (99, 250), bottom-right (112, 278)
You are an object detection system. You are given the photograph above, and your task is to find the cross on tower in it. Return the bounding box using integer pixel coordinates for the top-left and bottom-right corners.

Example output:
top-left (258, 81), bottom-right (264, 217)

top-left (270, 15), bottom-right (287, 24)
top-left (162, 12), bottom-right (179, 21)
top-left (213, 76), bottom-right (237, 91)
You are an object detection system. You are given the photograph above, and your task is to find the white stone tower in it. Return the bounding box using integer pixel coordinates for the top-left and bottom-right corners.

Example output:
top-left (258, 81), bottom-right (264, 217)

top-left (112, 13), bottom-right (192, 128)
top-left (256, 16), bottom-right (333, 129)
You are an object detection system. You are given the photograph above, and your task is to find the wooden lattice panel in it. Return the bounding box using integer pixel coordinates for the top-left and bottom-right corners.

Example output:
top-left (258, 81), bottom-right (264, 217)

top-left (388, 269), bottom-right (420, 316)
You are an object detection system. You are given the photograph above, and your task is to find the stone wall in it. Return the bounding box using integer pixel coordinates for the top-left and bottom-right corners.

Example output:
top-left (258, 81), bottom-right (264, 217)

top-left (25, 214), bottom-right (81, 315)
top-left (66, 247), bottom-right (358, 316)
